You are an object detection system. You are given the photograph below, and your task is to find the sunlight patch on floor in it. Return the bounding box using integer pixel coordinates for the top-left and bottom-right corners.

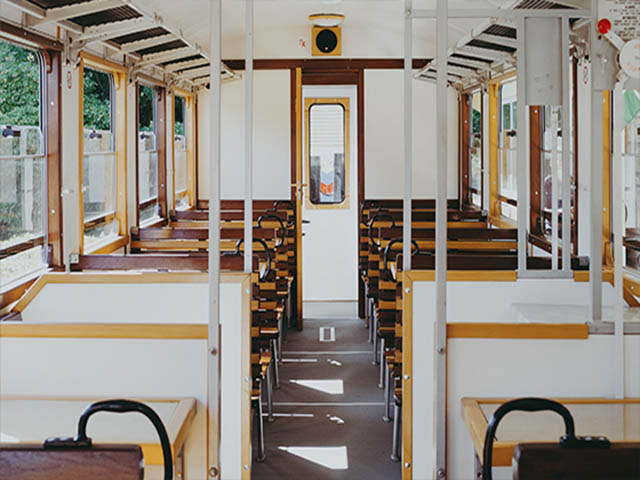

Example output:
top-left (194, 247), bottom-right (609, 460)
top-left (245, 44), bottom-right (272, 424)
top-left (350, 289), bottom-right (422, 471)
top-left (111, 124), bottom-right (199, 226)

top-left (289, 379), bottom-right (344, 395)
top-left (278, 446), bottom-right (349, 470)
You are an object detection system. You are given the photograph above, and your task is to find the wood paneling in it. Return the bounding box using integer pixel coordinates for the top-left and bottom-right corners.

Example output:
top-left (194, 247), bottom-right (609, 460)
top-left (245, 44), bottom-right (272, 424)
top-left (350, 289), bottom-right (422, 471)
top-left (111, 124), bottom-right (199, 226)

top-left (224, 58), bottom-right (431, 71)
top-left (529, 106), bottom-right (542, 235)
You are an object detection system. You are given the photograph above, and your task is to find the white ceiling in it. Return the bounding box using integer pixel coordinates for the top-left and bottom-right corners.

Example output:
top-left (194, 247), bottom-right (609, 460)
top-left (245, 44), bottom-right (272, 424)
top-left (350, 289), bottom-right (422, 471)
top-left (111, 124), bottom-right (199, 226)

top-left (134, 0), bottom-right (529, 59)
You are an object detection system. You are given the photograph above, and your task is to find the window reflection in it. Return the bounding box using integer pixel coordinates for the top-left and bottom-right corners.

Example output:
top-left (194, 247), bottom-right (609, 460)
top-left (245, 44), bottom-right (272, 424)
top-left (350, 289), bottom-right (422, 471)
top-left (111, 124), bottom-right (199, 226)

top-left (308, 103), bottom-right (346, 206)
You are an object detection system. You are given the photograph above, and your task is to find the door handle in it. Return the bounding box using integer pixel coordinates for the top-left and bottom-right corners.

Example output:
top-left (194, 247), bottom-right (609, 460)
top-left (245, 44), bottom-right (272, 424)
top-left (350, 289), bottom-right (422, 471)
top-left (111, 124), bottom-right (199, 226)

top-left (302, 219), bottom-right (310, 224)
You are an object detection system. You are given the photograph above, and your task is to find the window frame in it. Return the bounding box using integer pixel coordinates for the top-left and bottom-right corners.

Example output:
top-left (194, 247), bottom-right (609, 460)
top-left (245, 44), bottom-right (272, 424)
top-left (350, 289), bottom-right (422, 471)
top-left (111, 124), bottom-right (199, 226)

top-left (468, 89), bottom-right (483, 208)
top-left (0, 28), bottom-right (63, 307)
top-left (529, 57), bottom-right (579, 256)
top-left (303, 97), bottom-right (350, 210)
top-left (136, 82), bottom-right (167, 226)
top-left (497, 79), bottom-right (518, 222)
top-left (79, 53), bottom-right (128, 254)
top-left (0, 40), bottom-right (49, 288)
top-left (171, 89), bottom-right (195, 210)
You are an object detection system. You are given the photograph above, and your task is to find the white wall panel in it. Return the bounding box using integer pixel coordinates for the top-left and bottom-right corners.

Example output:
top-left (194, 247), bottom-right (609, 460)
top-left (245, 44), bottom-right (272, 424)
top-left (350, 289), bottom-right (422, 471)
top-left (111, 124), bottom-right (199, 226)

top-left (2, 277), bottom-right (249, 480)
top-left (198, 70), bottom-right (291, 200)
top-left (364, 70), bottom-right (459, 198)
top-left (410, 279), bottom-right (638, 480)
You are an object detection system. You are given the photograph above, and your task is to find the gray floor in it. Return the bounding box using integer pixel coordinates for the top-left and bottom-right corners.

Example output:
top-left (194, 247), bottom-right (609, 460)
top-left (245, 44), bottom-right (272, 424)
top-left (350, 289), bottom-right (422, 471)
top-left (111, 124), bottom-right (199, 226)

top-left (252, 316), bottom-right (401, 480)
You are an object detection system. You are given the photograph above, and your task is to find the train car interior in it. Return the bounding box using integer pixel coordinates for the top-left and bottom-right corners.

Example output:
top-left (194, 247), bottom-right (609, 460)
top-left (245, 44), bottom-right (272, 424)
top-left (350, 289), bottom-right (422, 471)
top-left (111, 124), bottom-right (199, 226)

top-left (0, 0), bottom-right (639, 479)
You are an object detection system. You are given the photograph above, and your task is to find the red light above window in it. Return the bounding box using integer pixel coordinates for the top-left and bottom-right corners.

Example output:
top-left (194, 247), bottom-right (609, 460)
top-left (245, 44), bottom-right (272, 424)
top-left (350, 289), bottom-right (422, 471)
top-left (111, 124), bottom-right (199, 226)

top-left (597, 18), bottom-right (612, 35)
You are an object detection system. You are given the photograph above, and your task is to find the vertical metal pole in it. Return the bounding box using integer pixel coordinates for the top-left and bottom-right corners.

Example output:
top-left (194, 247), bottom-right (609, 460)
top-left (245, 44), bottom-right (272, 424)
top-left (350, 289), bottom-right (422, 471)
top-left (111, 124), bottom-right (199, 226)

top-left (551, 106), bottom-right (559, 269)
top-left (435, 1), bottom-right (447, 477)
top-left (516, 16), bottom-right (528, 273)
top-left (589, 17), bottom-right (603, 321)
top-left (208, 0), bottom-right (221, 476)
top-left (612, 82), bottom-right (624, 398)
top-left (403, 0), bottom-right (412, 273)
top-left (482, 89), bottom-right (490, 211)
top-left (244, 0), bottom-right (253, 272)
top-left (561, 17), bottom-right (572, 271)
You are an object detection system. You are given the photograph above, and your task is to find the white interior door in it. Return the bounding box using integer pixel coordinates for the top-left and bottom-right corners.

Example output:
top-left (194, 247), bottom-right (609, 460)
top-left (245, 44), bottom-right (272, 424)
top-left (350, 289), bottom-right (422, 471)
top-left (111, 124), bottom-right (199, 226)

top-left (301, 85), bottom-right (358, 301)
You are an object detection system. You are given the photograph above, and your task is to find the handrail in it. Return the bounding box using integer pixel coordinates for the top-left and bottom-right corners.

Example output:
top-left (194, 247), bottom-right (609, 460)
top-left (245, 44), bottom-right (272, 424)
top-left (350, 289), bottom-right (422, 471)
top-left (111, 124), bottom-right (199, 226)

top-left (257, 214), bottom-right (286, 248)
top-left (229, 238), bottom-right (272, 281)
top-left (368, 212), bottom-right (396, 249)
top-left (383, 238), bottom-right (419, 280)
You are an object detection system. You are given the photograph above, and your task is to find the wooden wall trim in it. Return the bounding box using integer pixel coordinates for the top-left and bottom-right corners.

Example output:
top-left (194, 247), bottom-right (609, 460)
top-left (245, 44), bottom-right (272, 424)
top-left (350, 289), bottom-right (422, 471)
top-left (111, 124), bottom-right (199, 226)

top-left (0, 20), bottom-right (63, 51)
top-left (11, 271), bottom-right (248, 312)
top-left (447, 322), bottom-right (588, 339)
top-left (290, 69), bottom-right (297, 202)
top-left (0, 323), bottom-right (208, 339)
top-left (529, 106), bottom-right (542, 235)
top-left (225, 58), bottom-right (431, 71)
top-left (488, 83), bottom-right (500, 219)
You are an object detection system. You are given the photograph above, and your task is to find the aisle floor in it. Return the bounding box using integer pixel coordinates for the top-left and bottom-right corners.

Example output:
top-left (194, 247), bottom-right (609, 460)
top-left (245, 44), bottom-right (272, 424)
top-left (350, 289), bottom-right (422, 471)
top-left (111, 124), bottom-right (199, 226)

top-left (252, 316), bottom-right (401, 480)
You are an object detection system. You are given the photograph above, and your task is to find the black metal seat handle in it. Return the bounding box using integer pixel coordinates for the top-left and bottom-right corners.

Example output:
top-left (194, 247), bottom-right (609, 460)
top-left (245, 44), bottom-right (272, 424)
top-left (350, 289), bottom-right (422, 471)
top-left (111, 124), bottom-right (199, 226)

top-left (482, 397), bottom-right (576, 480)
top-left (44, 399), bottom-right (173, 480)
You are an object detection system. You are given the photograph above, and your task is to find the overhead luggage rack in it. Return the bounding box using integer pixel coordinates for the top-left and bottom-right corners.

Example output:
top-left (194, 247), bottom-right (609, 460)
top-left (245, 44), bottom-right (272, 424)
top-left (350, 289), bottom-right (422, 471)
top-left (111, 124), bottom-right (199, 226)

top-left (5, 0), bottom-right (237, 89)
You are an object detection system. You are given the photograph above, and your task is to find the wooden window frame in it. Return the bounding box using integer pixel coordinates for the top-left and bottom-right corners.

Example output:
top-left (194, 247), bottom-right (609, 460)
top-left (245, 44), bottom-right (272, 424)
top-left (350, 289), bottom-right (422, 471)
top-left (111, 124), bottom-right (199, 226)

top-left (303, 97), bottom-right (351, 210)
top-left (0, 29), bottom-right (63, 309)
top-left (135, 83), bottom-right (167, 226)
top-left (529, 57), bottom-right (579, 256)
top-left (461, 89), bottom-right (484, 209)
top-left (79, 53), bottom-right (128, 254)
top-left (172, 89), bottom-right (196, 210)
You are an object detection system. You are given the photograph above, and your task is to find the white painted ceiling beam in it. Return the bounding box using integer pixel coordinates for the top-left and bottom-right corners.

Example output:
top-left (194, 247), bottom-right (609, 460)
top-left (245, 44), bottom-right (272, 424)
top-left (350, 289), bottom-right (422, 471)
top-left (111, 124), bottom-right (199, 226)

top-left (456, 44), bottom-right (513, 62)
top-left (164, 57), bottom-right (208, 72)
top-left (119, 33), bottom-right (175, 53)
top-left (475, 33), bottom-right (517, 49)
top-left (137, 46), bottom-right (196, 66)
top-left (177, 65), bottom-right (210, 79)
top-left (448, 56), bottom-right (492, 70)
top-left (74, 17), bottom-right (154, 43)
top-left (34, 0), bottom-right (126, 26)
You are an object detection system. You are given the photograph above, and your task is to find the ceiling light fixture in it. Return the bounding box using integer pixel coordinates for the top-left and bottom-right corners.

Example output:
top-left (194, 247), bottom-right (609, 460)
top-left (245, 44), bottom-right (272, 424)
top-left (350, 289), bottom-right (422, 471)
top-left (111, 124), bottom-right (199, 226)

top-left (308, 13), bottom-right (345, 28)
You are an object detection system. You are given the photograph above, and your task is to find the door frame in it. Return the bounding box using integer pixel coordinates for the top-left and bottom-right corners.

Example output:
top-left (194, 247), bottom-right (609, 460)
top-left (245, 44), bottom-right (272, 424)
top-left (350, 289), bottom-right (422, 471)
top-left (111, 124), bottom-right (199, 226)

top-left (290, 68), bottom-right (365, 325)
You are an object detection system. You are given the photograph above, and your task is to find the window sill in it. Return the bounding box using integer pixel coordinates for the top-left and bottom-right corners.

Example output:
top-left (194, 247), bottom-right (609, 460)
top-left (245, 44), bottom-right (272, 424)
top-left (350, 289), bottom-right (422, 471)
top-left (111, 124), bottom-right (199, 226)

top-left (0, 266), bottom-right (50, 313)
top-left (488, 215), bottom-right (516, 229)
top-left (140, 216), bottom-right (165, 228)
top-left (84, 235), bottom-right (129, 255)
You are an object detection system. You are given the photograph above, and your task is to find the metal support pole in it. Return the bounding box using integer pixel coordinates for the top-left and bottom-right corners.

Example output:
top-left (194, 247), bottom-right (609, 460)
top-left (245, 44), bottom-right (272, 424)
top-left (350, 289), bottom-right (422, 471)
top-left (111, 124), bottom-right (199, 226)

top-left (244, 0), bottom-right (253, 273)
top-left (612, 82), bottom-right (624, 398)
top-left (589, 18), bottom-right (603, 321)
top-left (561, 17), bottom-right (572, 272)
top-left (551, 106), bottom-right (559, 269)
top-left (403, 0), bottom-right (412, 273)
top-left (208, 0), bottom-right (221, 476)
top-left (516, 16), bottom-right (528, 273)
top-left (435, 1), bottom-right (447, 477)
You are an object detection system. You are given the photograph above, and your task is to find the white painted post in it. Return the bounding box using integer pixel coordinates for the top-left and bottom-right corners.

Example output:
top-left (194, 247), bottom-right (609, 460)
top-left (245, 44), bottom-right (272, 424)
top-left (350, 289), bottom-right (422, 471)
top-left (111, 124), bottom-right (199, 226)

top-left (244, 0), bottom-right (253, 273)
top-left (126, 82), bottom-right (138, 231)
top-left (612, 82), bottom-right (625, 398)
top-left (434, 0), bottom-right (448, 477)
top-left (208, 0), bottom-right (221, 476)
top-left (403, 0), bottom-right (412, 273)
top-left (561, 17), bottom-right (572, 271)
top-left (589, 8), bottom-right (603, 321)
top-left (61, 57), bottom-right (82, 269)
top-left (516, 16), bottom-right (528, 273)
top-left (551, 106), bottom-right (559, 269)
top-left (482, 90), bottom-right (490, 211)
